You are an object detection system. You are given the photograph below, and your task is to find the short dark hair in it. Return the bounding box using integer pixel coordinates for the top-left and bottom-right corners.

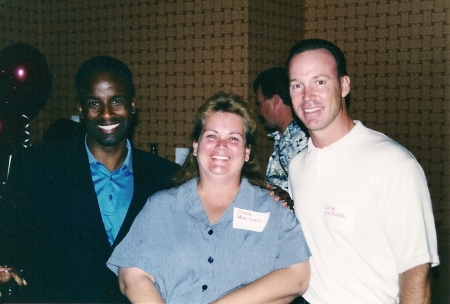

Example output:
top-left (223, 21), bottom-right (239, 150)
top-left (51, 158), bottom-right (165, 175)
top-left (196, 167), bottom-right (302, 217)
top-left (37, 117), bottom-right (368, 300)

top-left (252, 67), bottom-right (291, 106)
top-left (75, 56), bottom-right (134, 103)
top-left (286, 39), bottom-right (350, 107)
top-left (42, 119), bottom-right (83, 143)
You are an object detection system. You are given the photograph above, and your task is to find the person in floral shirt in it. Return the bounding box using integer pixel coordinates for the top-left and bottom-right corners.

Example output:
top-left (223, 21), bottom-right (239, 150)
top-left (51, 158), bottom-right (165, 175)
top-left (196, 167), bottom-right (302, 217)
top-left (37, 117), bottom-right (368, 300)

top-left (253, 67), bottom-right (308, 194)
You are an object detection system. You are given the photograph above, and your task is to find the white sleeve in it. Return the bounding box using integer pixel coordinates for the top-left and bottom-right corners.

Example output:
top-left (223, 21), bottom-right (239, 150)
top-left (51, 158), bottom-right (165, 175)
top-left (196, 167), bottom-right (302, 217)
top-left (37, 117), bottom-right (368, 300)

top-left (378, 158), bottom-right (439, 273)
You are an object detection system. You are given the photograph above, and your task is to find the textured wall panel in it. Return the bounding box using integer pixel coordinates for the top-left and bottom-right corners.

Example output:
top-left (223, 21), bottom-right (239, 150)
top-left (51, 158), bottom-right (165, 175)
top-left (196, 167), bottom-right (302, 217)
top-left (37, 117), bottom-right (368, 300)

top-left (305, 2), bottom-right (449, 299)
top-left (0, 0), bottom-right (446, 229)
top-left (1, 0), bottom-right (251, 161)
top-left (248, 0), bottom-right (304, 169)
top-left (304, 0), bottom-right (449, 229)
top-left (0, 0), bottom-right (305, 171)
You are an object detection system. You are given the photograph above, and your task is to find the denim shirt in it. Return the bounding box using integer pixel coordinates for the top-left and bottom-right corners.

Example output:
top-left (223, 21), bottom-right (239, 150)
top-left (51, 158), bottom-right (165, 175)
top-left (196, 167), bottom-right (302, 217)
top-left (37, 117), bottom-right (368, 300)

top-left (107, 178), bottom-right (310, 303)
top-left (265, 120), bottom-right (308, 191)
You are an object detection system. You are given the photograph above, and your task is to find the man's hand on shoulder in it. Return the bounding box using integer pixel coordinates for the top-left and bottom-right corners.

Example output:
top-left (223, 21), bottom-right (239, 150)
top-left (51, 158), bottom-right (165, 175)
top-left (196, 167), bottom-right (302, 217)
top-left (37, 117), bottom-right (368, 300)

top-left (266, 185), bottom-right (294, 212)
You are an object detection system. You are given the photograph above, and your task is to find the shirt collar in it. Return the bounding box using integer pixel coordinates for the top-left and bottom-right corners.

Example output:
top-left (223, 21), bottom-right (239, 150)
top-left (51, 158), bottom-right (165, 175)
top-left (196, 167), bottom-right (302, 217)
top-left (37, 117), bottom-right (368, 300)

top-left (179, 178), bottom-right (255, 225)
top-left (267, 120), bottom-right (299, 140)
top-left (306, 120), bottom-right (365, 157)
top-left (84, 135), bottom-right (133, 173)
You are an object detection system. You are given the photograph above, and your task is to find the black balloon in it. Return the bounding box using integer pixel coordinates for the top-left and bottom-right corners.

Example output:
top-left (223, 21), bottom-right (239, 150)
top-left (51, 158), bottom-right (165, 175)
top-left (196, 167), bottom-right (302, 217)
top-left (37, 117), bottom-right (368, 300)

top-left (0, 43), bottom-right (52, 121)
top-left (0, 43), bottom-right (52, 182)
top-left (0, 105), bottom-right (18, 180)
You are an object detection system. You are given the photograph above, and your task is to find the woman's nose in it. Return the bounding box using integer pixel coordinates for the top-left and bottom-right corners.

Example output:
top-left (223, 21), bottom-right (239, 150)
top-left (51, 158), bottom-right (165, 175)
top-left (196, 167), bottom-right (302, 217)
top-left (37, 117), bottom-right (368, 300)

top-left (216, 138), bottom-right (228, 149)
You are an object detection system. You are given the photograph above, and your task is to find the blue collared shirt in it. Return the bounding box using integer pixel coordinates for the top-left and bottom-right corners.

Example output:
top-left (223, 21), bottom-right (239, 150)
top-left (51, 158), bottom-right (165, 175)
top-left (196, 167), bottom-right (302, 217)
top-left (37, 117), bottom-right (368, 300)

top-left (107, 178), bottom-right (310, 303)
top-left (85, 139), bottom-right (134, 246)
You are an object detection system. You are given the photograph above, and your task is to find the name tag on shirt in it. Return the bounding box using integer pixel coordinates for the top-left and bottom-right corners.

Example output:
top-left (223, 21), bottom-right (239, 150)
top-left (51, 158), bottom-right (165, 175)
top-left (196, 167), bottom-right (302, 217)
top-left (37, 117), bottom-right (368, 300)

top-left (324, 203), bottom-right (354, 232)
top-left (233, 207), bottom-right (270, 232)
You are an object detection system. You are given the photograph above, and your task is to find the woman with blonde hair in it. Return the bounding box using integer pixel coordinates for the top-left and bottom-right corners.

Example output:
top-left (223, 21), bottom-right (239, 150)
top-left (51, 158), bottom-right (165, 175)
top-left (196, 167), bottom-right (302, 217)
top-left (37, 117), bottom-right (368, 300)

top-left (107, 92), bottom-right (310, 303)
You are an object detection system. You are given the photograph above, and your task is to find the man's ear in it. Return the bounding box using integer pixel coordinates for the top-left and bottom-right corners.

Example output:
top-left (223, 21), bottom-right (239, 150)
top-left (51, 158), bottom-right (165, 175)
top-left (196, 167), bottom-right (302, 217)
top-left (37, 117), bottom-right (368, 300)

top-left (77, 103), bottom-right (83, 119)
top-left (131, 99), bottom-right (136, 114)
top-left (271, 95), bottom-right (281, 109)
top-left (341, 75), bottom-right (351, 99)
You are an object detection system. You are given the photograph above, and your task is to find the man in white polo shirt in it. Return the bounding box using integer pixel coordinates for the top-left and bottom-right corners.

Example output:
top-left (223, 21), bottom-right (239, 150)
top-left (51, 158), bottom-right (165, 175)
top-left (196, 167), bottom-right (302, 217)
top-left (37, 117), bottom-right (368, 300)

top-left (287, 38), bottom-right (439, 304)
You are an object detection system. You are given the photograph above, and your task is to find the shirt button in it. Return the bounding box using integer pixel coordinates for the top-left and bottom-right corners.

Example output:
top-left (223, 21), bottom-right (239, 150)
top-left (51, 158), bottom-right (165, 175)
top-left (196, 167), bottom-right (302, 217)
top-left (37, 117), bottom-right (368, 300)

top-left (208, 229), bottom-right (213, 235)
top-left (109, 194), bottom-right (113, 200)
top-left (208, 256), bottom-right (214, 263)
top-left (202, 285), bottom-right (208, 291)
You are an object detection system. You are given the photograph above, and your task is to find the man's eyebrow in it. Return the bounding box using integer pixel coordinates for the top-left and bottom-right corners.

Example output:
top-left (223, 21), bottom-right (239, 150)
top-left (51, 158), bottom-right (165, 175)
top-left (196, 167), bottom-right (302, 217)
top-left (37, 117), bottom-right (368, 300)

top-left (314, 74), bottom-right (331, 79)
top-left (289, 74), bottom-right (331, 82)
top-left (110, 95), bottom-right (129, 100)
top-left (84, 94), bottom-right (128, 100)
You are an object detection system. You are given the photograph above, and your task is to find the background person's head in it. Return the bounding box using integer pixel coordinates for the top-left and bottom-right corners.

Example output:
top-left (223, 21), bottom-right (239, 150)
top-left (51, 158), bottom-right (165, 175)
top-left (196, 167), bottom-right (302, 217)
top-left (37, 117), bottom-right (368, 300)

top-left (75, 56), bottom-right (136, 148)
top-left (42, 119), bottom-right (84, 143)
top-left (252, 67), bottom-right (295, 132)
top-left (172, 92), bottom-right (264, 187)
top-left (253, 67), bottom-right (292, 107)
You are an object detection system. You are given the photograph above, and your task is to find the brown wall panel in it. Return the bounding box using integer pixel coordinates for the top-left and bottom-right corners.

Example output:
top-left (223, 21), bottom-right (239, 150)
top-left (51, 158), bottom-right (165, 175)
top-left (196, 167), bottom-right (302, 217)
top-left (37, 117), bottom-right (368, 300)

top-left (1, 0), bottom-right (446, 226)
top-left (248, 0), bottom-right (304, 169)
top-left (304, 0), bottom-right (449, 229)
top-left (0, 0), bottom-right (448, 300)
top-left (303, 1), bottom-right (449, 300)
top-left (0, 0), bottom-right (306, 172)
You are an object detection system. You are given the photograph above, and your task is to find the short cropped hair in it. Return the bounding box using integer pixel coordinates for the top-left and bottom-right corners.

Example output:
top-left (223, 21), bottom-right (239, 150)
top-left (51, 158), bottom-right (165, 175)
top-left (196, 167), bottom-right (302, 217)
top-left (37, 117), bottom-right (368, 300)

top-left (286, 39), bottom-right (350, 107)
top-left (75, 56), bottom-right (134, 102)
top-left (252, 67), bottom-right (291, 106)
